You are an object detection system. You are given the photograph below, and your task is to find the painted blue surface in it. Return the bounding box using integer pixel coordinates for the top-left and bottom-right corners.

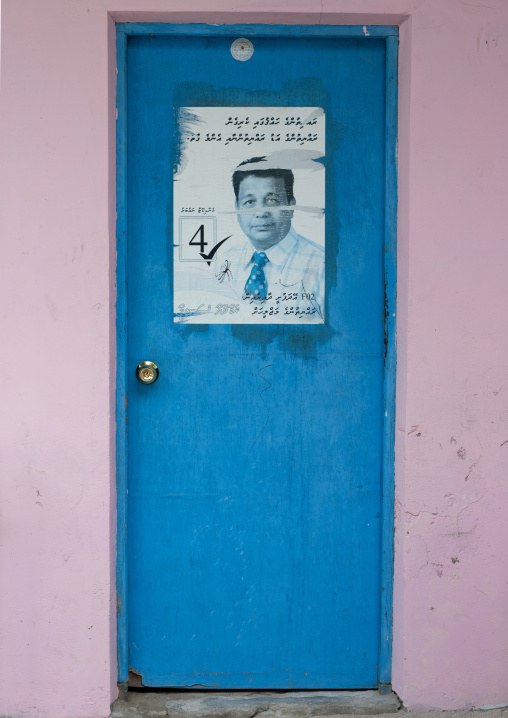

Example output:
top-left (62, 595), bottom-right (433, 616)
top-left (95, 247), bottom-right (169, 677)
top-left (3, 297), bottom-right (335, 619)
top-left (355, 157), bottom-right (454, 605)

top-left (379, 34), bottom-right (398, 688)
top-left (118, 27), bottom-right (397, 689)
top-left (115, 27), bottom-right (129, 687)
top-left (117, 23), bottom-right (398, 38)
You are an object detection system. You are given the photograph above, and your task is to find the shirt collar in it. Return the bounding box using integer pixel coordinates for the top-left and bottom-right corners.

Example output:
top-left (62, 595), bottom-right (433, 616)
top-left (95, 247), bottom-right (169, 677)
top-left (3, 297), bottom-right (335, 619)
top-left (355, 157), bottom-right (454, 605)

top-left (242, 227), bottom-right (298, 271)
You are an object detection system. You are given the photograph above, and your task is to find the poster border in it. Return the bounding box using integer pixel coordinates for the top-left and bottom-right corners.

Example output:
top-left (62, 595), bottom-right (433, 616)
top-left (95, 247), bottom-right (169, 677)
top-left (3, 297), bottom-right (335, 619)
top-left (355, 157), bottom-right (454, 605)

top-left (173, 106), bottom-right (326, 325)
top-left (115, 22), bottom-right (398, 690)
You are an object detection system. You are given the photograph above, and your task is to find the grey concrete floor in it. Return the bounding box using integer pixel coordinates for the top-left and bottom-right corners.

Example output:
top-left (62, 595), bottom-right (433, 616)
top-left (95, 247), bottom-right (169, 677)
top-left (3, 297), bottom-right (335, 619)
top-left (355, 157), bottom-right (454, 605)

top-left (110, 691), bottom-right (508, 718)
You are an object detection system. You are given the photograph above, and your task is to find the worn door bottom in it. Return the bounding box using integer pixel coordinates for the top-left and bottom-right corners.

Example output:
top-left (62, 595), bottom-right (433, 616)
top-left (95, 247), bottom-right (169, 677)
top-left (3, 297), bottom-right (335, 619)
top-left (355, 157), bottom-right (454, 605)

top-left (111, 688), bottom-right (401, 717)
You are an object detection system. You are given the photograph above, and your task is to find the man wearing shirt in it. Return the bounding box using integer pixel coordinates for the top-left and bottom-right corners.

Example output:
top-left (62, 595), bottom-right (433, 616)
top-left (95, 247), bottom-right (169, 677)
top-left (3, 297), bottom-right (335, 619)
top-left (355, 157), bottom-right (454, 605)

top-left (217, 157), bottom-right (325, 320)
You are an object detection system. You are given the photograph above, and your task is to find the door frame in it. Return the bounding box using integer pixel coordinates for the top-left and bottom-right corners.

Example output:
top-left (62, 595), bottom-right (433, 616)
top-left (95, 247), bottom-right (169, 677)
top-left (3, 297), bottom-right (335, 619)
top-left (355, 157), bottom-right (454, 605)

top-left (115, 21), bottom-right (398, 691)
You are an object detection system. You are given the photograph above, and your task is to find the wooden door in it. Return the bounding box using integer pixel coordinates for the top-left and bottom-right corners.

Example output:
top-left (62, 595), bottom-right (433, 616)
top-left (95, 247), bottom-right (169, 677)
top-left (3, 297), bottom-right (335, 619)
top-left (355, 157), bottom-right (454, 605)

top-left (116, 24), bottom-right (397, 689)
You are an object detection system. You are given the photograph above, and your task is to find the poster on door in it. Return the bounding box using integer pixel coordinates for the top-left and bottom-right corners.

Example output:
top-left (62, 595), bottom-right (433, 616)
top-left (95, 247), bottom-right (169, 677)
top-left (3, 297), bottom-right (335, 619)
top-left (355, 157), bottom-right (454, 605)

top-left (173, 107), bottom-right (325, 324)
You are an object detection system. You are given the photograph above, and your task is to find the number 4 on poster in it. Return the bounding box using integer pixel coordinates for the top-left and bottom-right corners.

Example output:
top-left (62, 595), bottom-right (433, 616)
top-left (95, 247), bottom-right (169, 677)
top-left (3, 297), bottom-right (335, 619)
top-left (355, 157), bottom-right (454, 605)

top-left (179, 216), bottom-right (217, 262)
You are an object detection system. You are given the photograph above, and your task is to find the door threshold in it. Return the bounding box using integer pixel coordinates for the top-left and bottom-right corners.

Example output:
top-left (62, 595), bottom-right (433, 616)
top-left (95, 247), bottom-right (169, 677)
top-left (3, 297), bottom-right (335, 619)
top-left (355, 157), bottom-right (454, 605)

top-left (111, 688), bottom-right (401, 717)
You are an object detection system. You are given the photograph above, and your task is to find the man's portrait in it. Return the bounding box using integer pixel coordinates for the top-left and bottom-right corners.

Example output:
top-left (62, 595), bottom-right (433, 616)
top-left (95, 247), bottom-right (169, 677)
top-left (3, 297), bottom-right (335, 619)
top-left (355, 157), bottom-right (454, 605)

top-left (217, 157), bottom-right (325, 316)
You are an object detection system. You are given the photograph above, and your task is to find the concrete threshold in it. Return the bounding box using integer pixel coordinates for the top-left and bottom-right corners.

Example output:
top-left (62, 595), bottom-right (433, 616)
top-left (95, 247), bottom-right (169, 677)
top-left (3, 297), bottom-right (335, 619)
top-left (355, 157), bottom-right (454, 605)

top-left (111, 689), bottom-right (401, 718)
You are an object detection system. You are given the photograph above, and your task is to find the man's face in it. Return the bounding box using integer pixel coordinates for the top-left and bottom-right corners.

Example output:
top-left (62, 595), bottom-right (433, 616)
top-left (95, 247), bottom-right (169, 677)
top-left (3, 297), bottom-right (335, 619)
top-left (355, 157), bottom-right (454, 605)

top-left (235, 174), bottom-right (295, 251)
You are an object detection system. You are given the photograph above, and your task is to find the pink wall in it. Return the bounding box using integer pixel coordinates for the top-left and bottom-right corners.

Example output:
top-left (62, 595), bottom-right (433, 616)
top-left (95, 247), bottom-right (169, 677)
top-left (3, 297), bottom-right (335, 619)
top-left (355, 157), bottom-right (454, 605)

top-left (393, 3), bottom-right (508, 709)
top-left (0, 1), bottom-right (507, 716)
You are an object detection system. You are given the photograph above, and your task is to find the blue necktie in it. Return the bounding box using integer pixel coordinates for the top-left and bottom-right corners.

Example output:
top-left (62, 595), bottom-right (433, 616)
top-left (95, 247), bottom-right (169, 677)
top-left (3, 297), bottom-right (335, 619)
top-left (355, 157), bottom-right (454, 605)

top-left (244, 251), bottom-right (268, 299)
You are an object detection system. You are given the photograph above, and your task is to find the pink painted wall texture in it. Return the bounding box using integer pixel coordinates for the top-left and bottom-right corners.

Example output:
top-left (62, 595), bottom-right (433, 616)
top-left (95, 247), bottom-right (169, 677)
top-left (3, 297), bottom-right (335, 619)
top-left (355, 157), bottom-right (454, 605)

top-left (0, 1), bottom-right (507, 716)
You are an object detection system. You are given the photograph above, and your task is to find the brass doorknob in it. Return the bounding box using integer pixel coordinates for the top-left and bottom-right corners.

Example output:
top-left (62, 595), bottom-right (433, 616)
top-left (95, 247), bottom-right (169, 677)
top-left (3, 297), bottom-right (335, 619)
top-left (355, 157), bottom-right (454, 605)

top-left (136, 361), bottom-right (159, 385)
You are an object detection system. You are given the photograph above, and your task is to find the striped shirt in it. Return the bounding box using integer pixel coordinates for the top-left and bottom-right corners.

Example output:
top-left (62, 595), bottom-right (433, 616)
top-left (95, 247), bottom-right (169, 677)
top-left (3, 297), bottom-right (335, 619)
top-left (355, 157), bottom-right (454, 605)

top-left (218, 226), bottom-right (325, 318)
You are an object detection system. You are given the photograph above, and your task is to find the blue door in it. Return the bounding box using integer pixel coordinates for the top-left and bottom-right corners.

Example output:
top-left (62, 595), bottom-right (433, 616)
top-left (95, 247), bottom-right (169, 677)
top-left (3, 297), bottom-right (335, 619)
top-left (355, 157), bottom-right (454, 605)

top-left (117, 25), bottom-right (397, 690)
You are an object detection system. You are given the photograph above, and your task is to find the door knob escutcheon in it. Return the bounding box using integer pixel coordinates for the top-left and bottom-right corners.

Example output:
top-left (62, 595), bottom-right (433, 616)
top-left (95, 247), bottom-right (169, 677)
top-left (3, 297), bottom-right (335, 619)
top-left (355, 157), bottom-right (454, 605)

top-left (136, 361), bottom-right (159, 385)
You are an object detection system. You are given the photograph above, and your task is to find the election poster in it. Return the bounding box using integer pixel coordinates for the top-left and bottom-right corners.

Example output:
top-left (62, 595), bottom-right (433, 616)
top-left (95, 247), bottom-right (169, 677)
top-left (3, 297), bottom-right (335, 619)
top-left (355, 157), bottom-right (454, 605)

top-left (173, 107), bottom-right (325, 324)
